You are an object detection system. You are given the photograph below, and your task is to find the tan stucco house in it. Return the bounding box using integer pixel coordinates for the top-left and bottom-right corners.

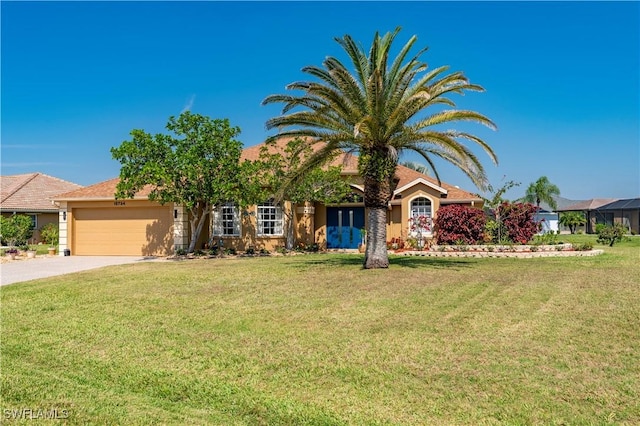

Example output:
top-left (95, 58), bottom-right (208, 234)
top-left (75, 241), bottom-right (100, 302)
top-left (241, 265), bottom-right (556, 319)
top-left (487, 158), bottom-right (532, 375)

top-left (1, 173), bottom-right (83, 242)
top-left (53, 141), bottom-right (483, 256)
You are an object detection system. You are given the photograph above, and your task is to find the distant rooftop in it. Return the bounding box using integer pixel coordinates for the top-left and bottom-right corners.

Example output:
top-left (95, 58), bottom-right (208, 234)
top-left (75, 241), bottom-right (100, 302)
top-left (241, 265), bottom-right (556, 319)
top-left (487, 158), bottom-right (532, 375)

top-left (596, 198), bottom-right (640, 210)
top-left (557, 198), bottom-right (618, 212)
top-left (1, 172), bottom-right (83, 212)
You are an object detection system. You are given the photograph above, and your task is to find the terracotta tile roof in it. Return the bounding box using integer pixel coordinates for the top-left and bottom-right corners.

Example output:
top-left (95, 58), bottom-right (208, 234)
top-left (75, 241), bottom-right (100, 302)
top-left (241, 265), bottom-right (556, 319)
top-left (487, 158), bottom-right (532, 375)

top-left (243, 139), bottom-right (480, 202)
top-left (557, 198), bottom-right (618, 211)
top-left (242, 137), bottom-right (360, 172)
top-left (54, 177), bottom-right (155, 200)
top-left (56, 139), bottom-right (480, 203)
top-left (1, 173), bottom-right (83, 212)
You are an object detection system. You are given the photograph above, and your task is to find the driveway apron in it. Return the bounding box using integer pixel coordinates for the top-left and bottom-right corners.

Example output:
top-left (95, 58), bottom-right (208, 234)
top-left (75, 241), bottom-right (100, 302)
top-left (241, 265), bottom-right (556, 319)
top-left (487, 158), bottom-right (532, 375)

top-left (0, 256), bottom-right (159, 286)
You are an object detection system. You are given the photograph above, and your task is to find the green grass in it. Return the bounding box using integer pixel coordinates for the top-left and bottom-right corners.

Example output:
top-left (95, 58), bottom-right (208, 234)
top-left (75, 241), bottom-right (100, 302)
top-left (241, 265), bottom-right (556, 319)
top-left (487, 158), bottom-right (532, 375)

top-left (2, 236), bottom-right (639, 425)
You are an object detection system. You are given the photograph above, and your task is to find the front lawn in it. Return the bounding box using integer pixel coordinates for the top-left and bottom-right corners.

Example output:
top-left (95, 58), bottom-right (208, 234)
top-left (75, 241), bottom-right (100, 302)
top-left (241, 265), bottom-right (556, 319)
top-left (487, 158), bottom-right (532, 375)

top-left (1, 236), bottom-right (639, 424)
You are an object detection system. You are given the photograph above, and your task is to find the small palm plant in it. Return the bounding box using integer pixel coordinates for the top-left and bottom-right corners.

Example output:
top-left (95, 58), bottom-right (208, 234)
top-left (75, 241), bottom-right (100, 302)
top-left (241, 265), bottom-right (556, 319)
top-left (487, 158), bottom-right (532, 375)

top-left (559, 211), bottom-right (586, 234)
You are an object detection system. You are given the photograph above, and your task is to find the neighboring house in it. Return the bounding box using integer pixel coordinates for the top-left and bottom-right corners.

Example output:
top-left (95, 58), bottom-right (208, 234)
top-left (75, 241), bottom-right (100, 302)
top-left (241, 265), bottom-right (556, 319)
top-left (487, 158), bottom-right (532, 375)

top-left (1, 173), bottom-right (83, 242)
top-left (53, 140), bottom-right (483, 256)
top-left (535, 209), bottom-right (559, 234)
top-left (594, 198), bottom-right (640, 234)
top-left (534, 197), bottom-right (580, 234)
top-left (557, 198), bottom-right (618, 234)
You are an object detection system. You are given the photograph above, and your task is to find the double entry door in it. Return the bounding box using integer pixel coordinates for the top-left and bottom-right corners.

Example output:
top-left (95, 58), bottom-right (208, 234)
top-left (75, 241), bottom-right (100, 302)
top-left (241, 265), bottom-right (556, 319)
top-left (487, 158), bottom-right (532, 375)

top-left (326, 207), bottom-right (365, 249)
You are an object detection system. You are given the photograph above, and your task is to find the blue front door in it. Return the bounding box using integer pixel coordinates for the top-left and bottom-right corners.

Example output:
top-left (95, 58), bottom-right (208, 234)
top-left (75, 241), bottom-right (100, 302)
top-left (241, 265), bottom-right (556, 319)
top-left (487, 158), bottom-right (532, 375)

top-left (326, 207), bottom-right (365, 249)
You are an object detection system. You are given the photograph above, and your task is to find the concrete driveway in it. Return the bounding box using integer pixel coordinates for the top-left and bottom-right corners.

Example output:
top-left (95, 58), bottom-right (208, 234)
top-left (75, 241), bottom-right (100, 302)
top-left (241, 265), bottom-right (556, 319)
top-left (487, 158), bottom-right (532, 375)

top-left (1, 256), bottom-right (162, 286)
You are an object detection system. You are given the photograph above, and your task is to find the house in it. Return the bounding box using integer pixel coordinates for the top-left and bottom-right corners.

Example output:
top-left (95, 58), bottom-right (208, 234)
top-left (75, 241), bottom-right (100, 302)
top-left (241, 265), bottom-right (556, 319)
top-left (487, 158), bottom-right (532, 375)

top-left (557, 198), bottom-right (618, 234)
top-left (1, 173), bottom-right (83, 242)
top-left (594, 198), bottom-right (640, 234)
top-left (237, 140), bottom-right (483, 251)
top-left (53, 141), bottom-right (483, 256)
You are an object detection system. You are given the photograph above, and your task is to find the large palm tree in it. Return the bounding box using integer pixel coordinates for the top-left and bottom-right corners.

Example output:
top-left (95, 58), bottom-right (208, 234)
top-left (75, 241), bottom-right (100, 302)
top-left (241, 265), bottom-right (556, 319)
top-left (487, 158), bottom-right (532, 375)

top-left (263, 28), bottom-right (497, 269)
top-left (523, 176), bottom-right (561, 211)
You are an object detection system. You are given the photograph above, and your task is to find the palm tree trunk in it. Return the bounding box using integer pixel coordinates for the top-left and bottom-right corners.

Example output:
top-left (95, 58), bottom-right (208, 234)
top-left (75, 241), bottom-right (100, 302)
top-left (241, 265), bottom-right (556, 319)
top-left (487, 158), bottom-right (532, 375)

top-left (364, 207), bottom-right (389, 268)
top-left (362, 166), bottom-right (393, 269)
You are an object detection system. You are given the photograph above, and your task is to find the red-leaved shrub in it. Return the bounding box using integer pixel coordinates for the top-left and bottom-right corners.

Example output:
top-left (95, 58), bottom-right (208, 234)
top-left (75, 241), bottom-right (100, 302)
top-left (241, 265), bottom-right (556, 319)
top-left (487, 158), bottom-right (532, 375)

top-left (498, 202), bottom-right (540, 244)
top-left (435, 204), bottom-right (486, 245)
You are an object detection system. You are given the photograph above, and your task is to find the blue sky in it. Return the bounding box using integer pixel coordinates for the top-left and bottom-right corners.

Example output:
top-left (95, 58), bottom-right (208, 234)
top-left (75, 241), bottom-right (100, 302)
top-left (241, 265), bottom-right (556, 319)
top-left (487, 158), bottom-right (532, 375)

top-left (2, 1), bottom-right (639, 201)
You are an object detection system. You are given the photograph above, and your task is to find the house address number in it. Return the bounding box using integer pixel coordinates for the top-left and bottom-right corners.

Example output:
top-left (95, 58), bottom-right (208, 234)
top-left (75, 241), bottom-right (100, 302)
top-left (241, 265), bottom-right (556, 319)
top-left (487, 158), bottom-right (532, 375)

top-left (114, 201), bottom-right (126, 206)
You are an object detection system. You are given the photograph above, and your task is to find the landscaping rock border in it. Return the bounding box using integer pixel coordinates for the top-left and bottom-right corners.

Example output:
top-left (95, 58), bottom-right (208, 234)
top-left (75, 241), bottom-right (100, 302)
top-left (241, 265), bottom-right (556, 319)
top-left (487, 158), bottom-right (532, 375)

top-left (392, 248), bottom-right (604, 258)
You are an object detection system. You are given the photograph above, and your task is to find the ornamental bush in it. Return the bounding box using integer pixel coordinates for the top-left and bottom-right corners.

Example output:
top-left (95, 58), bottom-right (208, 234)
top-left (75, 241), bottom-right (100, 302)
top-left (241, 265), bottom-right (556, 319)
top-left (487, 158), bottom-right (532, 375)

top-left (498, 202), bottom-right (540, 244)
top-left (435, 204), bottom-right (486, 245)
top-left (39, 222), bottom-right (59, 247)
top-left (0, 214), bottom-right (34, 247)
top-left (596, 223), bottom-right (626, 247)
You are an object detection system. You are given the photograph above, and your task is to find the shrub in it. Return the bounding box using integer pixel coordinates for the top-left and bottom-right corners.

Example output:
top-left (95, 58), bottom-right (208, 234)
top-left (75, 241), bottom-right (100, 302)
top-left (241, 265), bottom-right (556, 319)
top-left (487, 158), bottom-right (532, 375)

top-left (294, 242), bottom-right (320, 253)
top-left (596, 224), bottom-right (626, 247)
top-left (594, 223), bottom-right (607, 234)
top-left (435, 205), bottom-right (486, 245)
top-left (572, 242), bottom-right (593, 251)
top-left (39, 222), bottom-right (60, 247)
top-left (1, 215), bottom-right (34, 247)
top-left (484, 218), bottom-right (510, 244)
top-left (532, 231), bottom-right (559, 245)
top-left (405, 237), bottom-right (417, 249)
top-left (498, 202), bottom-right (540, 244)
top-left (305, 243), bottom-right (320, 253)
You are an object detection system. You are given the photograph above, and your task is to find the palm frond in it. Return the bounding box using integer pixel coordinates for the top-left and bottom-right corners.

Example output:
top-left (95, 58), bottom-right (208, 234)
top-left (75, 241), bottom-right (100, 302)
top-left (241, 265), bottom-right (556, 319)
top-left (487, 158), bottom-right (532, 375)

top-left (263, 28), bottom-right (497, 193)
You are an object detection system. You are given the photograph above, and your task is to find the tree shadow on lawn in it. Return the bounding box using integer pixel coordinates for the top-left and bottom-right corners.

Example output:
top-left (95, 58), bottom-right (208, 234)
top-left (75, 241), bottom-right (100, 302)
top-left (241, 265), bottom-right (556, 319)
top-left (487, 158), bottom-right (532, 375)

top-left (287, 254), bottom-right (476, 270)
top-left (390, 255), bottom-right (476, 269)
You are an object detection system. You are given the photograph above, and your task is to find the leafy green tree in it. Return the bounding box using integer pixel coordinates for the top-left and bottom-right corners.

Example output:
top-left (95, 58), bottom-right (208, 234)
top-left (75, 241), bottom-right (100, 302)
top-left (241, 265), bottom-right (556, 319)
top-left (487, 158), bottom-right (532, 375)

top-left (258, 138), bottom-right (352, 249)
top-left (523, 176), bottom-right (560, 211)
top-left (111, 112), bottom-right (264, 253)
top-left (263, 28), bottom-right (497, 268)
top-left (558, 211), bottom-right (586, 234)
top-left (0, 214), bottom-right (33, 247)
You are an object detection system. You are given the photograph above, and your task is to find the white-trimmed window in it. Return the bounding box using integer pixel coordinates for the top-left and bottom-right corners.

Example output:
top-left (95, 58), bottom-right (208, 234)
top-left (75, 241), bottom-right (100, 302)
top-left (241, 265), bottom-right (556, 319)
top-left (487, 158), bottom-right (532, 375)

top-left (257, 200), bottom-right (283, 236)
top-left (410, 197), bottom-right (432, 234)
top-left (212, 203), bottom-right (240, 236)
